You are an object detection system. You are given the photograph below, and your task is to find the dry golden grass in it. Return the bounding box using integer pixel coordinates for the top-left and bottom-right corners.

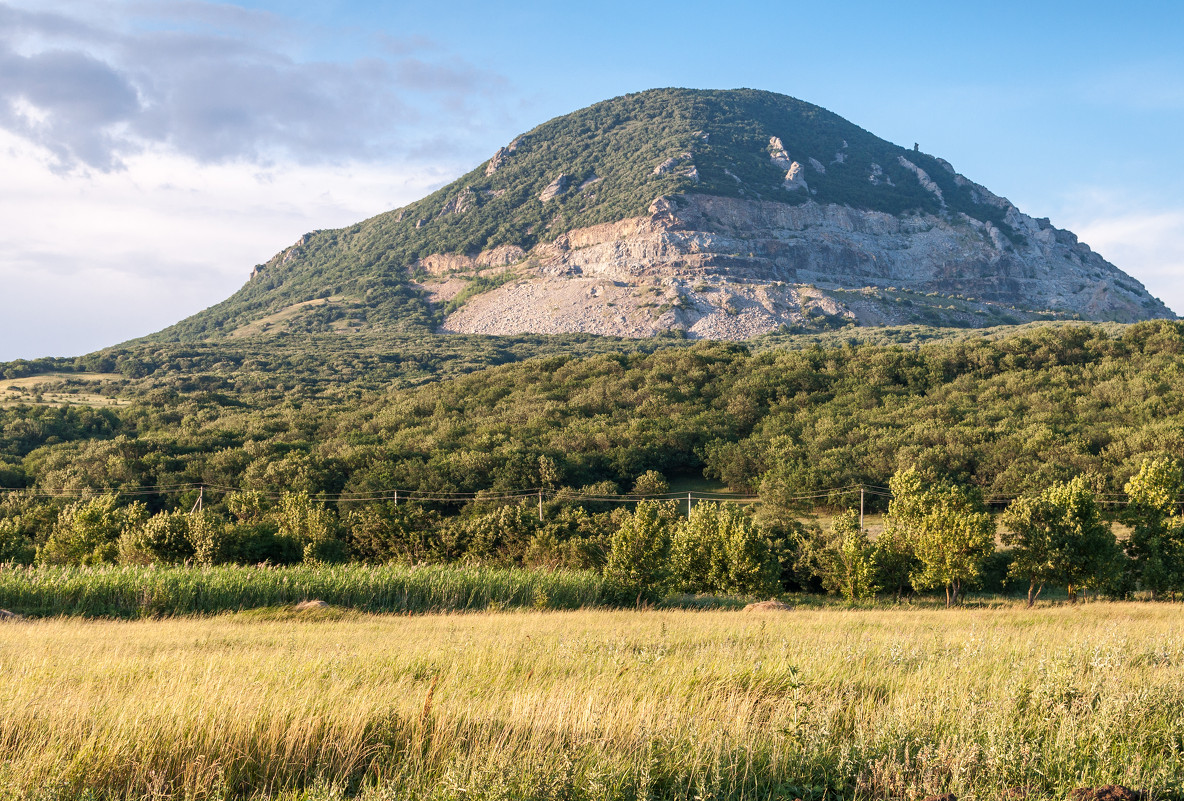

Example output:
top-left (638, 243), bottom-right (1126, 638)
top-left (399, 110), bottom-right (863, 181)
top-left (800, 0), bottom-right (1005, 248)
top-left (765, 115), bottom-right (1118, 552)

top-left (0, 603), bottom-right (1182, 800)
top-left (0, 372), bottom-right (127, 407)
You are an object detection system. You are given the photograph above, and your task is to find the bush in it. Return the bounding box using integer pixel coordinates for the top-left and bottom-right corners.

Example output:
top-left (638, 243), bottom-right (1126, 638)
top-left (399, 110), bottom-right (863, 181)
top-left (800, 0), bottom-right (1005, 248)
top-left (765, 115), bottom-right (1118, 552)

top-left (604, 500), bottom-right (679, 605)
top-left (38, 495), bottom-right (148, 566)
top-left (671, 502), bottom-right (778, 597)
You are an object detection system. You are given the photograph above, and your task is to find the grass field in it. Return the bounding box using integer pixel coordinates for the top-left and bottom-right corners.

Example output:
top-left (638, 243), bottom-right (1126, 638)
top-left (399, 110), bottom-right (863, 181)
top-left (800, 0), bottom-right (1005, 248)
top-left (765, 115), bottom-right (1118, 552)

top-left (0, 371), bottom-right (127, 406)
top-left (1, 603), bottom-right (1181, 800)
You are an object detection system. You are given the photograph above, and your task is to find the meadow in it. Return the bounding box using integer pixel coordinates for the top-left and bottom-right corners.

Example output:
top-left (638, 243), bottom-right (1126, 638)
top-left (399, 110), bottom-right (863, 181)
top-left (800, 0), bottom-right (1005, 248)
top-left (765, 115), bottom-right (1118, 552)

top-left (0, 603), bottom-right (1181, 801)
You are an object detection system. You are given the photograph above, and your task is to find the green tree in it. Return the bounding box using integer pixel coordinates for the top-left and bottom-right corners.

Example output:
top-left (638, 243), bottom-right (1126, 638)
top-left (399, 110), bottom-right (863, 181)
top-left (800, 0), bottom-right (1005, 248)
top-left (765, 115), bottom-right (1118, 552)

top-left (1003, 476), bottom-right (1118, 605)
top-left (631, 470), bottom-right (670, 496)
top-left (118, 509), bottom-right (194, 565)
top-left (604, 500), bottom-right (679, 605)
top-left (276, 491), bottom-right (346, 563)
top-left (795, 509), bottom-right (876, 601)
top-left (346, 502), bottom-right (443, 564)
top-left (38, 495), bottom-right (148, 565)
top-left (1124, 458), bottom-right (1184, 599)
top-left (670, 502), bottom-right (778, 597)
top-left (872, 524), bottom-right (917, 603)
top-left (887, 469), bottom-right (994, 606)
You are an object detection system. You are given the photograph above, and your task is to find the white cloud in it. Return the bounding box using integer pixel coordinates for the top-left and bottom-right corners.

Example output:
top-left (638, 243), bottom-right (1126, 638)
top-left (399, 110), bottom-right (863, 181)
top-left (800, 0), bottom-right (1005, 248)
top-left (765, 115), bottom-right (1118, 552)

top-left (1071, 210), bottom-right (1184, 317)
top-left (0, 131), bottom-right (461, 359)
top-left (0, 0), bottom-right (509, 171)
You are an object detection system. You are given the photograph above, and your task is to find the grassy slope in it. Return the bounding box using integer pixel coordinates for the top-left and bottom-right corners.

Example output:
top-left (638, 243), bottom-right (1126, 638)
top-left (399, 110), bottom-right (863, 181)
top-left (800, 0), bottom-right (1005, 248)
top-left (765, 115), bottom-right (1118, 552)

top-left (0, 604), bottom-right (1178, 799)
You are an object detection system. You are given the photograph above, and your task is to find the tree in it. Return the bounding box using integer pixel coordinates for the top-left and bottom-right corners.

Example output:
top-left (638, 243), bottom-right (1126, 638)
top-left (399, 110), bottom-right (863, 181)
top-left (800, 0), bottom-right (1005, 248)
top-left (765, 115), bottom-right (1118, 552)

top-left (346, 502), bottom-right (443, 564)
top-left (632, 470), bottom-right (670, 496)
top-left (1002, 476), bottom-right (1118, 605)
top-left (604, 500), bottom-right (679, 605)
top-left (887, 469), bottom-right (994, 606)
top-left (1124, 458), bottom-right (1184, 599)
top-left (872, 524), bottom-right (917, 603)
top-left (38, 495), bottom-right (148, 565)
top-left (794, 509), bottom-right (876, 601)
top-left (670, 502), bottom-right (778, 597)
top-left (118, 509), bottom-right (194, 564)
top-left (275, 491), bottom-right (346, 564)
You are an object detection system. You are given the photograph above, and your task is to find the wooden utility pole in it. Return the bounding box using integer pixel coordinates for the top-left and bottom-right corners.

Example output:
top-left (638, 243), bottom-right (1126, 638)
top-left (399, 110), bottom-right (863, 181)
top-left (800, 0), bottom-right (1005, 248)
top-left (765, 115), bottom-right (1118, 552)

top-left (687, 492), bottom-right (693, 518)
top-left (190, 485), bottom-right (203, 514)
top-left (859, 485), bottom-right (865, 531)
top-left (394, 490), bottom-right (398, 507)
top-left (538, 489), bottom-right (544, 522)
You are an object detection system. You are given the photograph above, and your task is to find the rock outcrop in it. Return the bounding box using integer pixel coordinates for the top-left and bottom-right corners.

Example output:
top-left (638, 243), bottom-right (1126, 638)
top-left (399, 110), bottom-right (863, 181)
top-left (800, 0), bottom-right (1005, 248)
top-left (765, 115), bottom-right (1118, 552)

top-left (539, 174), bottom-right (571, 202)
top-left (433, 189), bottom-right (1170, 339)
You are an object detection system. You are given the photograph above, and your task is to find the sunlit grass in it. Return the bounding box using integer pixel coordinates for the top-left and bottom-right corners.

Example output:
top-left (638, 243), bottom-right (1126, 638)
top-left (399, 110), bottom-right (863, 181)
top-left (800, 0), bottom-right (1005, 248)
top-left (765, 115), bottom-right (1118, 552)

top-left (0, 603), bottom-right (1181, 800)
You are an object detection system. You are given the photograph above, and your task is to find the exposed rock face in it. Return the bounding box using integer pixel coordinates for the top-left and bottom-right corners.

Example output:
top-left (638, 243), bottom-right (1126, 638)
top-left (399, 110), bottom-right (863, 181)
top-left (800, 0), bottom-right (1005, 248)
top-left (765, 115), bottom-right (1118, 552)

top-left (783, 162), bottom-right (808, 192)
top-left (539, 174), bottom-right (571, 202)
top-left (434, 190), bottom-right (1172, 339)
top-left (898, 156), bottom-right (944, 205)
top-left (484, 137), bottom-right (520, 176)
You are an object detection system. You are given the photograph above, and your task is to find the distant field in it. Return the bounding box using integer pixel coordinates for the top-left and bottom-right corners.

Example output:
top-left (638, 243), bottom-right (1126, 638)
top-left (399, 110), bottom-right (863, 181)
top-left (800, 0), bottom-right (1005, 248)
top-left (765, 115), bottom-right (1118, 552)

top-left (0, 371), bottom-right (126, 406)
top-left (0, 603), bottom-right (1179, 800)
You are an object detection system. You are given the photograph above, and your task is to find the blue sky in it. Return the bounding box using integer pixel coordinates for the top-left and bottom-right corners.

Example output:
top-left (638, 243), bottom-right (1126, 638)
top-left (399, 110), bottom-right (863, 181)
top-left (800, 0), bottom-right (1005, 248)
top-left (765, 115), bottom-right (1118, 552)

top-left (2, 0), bottom-right (1182, 359)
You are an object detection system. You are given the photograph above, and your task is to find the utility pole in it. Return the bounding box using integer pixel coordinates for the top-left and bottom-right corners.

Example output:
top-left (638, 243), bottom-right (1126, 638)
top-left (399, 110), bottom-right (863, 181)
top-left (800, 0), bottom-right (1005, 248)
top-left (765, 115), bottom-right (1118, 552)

top-left (190, 485), bottom-right (203, 514)
top-left (687, 492), bottom-right (693, 518)
top-left (859, 485), bottom-right (865, 531)
top-left (394, 490), bottom-right (398, 507)
top-left (538, 489), bottom-right (544, 522)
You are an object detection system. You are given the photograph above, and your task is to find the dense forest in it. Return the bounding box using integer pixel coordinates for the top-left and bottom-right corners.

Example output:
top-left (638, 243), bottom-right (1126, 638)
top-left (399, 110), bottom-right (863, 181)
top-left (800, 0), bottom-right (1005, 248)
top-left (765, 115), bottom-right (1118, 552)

top-left (1, 321), bottom-right (1183, 601)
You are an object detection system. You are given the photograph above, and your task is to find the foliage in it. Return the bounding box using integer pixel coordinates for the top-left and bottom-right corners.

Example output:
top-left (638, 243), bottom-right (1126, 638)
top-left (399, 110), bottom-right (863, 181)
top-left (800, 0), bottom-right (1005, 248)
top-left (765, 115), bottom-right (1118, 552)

top-left (603, 500), bottom-right (679, 604)
top-left (794, 509), bottom-right (878, 601)
top-left (1002, 476), bottom-right (1119, 604)
top-left (276, 492), bottom-right (347, 564)
top-left (888, 469), bottom-right (994, 606)
top-left (872, 523), bottom-right (918, 602)
top-left (1123, 458), bottom-right (1184, 598)
top-left (37, 495), bottom-right (148, 566)
top-left (670, 502), bottom-right (779, 597)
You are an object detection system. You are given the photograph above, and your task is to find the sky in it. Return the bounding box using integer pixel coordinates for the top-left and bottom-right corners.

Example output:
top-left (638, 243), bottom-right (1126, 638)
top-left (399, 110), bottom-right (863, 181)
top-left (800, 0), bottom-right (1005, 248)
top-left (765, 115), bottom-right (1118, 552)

top-left (2, 0), bottom-right (1182, 360)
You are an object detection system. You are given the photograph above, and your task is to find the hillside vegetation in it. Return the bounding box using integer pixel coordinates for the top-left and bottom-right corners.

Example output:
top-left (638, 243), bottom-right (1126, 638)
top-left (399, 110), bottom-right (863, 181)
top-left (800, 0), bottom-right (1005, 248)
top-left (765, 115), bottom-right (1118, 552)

top-left (1, 321), bottom-right (1183, 604)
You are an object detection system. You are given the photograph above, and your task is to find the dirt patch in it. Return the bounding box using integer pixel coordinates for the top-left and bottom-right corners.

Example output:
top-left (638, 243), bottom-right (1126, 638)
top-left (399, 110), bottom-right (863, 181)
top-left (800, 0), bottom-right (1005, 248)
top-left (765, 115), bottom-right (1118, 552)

top-left (1069, 787), bottom-right (1144, 801)
top-left (294, 600), bottom-right (330, 612)
top-left (743, 600), bottom-right (792, 612)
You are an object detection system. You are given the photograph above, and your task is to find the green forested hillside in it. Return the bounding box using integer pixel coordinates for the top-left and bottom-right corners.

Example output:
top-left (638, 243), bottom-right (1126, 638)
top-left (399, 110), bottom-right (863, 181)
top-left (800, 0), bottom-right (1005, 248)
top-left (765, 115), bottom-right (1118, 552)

top-left (2, 321), bottom-right (1181, 508)
top-left (2, 321), bottom-right (1183, 599)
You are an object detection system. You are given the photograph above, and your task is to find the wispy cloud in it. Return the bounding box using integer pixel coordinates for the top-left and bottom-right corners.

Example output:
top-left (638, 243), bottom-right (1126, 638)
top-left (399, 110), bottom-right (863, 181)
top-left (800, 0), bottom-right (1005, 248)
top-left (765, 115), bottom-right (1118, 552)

top-left (0, 0), bottom-right (509, 171)
top-left (1072, 209), bottom-right (1184, 316)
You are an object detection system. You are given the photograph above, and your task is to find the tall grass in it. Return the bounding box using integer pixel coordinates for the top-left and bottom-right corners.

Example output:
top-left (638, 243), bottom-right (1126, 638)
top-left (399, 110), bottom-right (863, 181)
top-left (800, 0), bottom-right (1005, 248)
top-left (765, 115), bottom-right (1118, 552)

top-left (0, 605), bottom-right (1182, 800)
top-left (0, 563), bottom-right (603, 617)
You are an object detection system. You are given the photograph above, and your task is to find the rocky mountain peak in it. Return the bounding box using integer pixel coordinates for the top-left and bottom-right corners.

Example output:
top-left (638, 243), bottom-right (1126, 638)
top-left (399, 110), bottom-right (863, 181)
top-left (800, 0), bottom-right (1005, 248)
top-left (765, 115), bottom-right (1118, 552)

top-left (147, 88), bottom-right (1174, 344)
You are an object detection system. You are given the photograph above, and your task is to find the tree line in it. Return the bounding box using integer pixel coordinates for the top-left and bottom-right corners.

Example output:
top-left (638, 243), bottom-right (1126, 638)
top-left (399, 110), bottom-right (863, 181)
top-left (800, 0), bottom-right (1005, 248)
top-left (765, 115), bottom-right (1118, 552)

top-left (3, 459), bottom-right (1182, 606)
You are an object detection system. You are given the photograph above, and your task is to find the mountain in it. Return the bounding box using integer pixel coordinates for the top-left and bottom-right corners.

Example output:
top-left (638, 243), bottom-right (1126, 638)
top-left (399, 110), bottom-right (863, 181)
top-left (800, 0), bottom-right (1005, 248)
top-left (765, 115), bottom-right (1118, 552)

top-left (149, 88), bottom-right (1174, 343)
